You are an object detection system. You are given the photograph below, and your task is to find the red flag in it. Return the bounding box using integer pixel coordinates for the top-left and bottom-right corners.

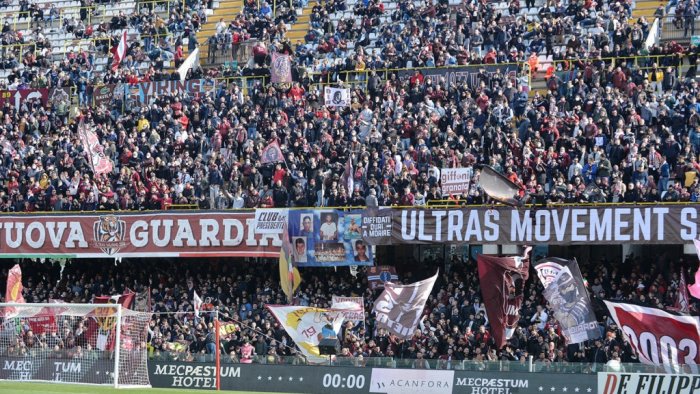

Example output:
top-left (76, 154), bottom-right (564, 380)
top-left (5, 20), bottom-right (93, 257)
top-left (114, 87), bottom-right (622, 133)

top-left (261, 140), bottom-right (284, 164)
top-left (477, 247), bottom-right (531, 349)
top-left (111, 30), bottom-right (127, 71)
top-left (605, 301), bottom-right (700, 372)
top-left (79, 119), bottom-right (113, 175)
top-left (5, 264), bottom-right (25, 303)
top-left (88, 292), bottom-right (135, 350)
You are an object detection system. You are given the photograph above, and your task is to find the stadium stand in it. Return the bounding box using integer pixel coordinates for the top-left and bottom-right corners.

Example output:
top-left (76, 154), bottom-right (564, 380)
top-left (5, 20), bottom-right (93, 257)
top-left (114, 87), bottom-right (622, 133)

top-left (1, 250), bottom-right (694, 366)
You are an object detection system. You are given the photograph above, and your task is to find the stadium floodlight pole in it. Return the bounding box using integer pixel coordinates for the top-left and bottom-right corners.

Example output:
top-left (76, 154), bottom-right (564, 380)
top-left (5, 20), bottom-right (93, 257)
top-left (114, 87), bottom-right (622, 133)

top-left (113, 303), bottom-right (123, 389)
top-left (215, 308), bottom-right (221, 391)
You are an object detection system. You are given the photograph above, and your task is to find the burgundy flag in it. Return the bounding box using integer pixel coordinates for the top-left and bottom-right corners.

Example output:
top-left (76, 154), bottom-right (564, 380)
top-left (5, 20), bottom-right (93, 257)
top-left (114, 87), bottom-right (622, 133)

top-left (270, 52), bottom-right (292, 83)
top-left (675, 269), bottom-right (691, 313)
top-left (261, 140), bottom-right (284, 164)
top-left (604, 301), bottom-right (700, 372)
top-left (477, 247), bottom-right (531, 349)
top-left (79, 119), bottom-right (113, 175)
top-left (126, 287), bottom-right (151, 312)
top-left (373, 272), bottom-right (438, 339)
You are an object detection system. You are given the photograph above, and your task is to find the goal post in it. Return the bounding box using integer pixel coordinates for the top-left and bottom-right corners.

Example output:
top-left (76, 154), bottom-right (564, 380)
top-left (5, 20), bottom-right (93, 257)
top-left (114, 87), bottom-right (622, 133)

top-left (0, 303), bottom-right (151, 388)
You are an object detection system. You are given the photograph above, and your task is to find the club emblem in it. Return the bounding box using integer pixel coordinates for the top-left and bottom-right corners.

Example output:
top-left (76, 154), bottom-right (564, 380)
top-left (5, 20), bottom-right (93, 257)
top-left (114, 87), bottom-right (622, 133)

top-left (93, 215), bottom-right (127, 255)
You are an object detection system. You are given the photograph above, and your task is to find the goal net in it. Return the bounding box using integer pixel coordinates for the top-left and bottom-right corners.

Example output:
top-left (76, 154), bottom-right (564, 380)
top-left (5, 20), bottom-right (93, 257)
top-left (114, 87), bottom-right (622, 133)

top-left (0, 303), bottom-right (151, 388)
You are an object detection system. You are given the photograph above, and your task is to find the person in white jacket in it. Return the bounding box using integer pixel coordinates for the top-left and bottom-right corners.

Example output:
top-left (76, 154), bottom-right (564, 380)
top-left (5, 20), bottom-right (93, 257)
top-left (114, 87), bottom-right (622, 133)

top-left (531, 305), bottom-right (548, 331)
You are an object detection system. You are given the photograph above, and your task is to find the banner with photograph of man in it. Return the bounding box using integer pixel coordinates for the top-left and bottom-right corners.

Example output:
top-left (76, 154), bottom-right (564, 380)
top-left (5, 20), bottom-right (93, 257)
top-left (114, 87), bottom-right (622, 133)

top-left (324, 87), bottom-right (350, 107)
top-left (287, 210), bottom-right (372, 267)
top-left (534, 258), bottom-right (601, 344)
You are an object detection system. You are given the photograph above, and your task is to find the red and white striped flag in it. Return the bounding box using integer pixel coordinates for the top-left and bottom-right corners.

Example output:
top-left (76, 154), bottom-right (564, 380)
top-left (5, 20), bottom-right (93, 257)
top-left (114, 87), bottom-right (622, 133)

top-left (111, 30), bottom-right (128, 71)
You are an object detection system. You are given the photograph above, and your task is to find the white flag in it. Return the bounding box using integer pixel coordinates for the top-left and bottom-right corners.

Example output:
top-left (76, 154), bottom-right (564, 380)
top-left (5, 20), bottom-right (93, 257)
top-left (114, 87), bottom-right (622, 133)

top-left (193, 290), bottom-right (202, 317)
top-left (372, 272), bottom-right (438, 339)
top-left (331, 296), bottom-right (364, 323)
top-left (266, 305), bottom-right (349, 363)
top-left (178, 48), bottom-right (200, 82)
top-left (324, 87), bottom-right (350, 107)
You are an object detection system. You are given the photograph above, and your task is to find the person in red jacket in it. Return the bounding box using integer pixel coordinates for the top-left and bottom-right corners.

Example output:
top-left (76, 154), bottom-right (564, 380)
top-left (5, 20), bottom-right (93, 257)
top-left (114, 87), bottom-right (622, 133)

top-left (409, 70), bottom-right (424, 87)
top-left (399, 186), bottom-right (415, 206)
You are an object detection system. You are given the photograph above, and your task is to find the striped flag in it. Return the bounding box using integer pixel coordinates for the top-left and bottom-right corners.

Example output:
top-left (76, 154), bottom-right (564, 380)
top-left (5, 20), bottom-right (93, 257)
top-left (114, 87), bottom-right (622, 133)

top-left (111, 30), bottom-right (128, 71)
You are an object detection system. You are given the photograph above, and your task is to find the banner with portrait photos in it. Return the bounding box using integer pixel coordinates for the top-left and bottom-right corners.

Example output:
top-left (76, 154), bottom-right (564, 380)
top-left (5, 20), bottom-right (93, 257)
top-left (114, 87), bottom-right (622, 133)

top-left (287, 210), bottom-right (372, 267)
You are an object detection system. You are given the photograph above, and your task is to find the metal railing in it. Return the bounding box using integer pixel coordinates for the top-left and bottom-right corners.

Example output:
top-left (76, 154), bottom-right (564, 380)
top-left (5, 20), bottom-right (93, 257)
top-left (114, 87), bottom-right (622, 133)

top-left (660, 13), bottom-right (700, 41)
top-left (542, 53), bottom-right (687, 80)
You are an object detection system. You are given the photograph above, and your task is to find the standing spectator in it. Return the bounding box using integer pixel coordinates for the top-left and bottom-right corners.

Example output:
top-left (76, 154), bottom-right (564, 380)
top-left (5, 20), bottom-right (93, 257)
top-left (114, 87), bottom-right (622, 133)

top-left (208, 165), bottom-right (223, 208)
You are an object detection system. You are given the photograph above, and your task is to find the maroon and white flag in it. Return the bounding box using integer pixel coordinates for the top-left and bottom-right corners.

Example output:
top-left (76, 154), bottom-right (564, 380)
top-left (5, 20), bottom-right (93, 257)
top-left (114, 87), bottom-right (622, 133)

top-left (270, 52), bottom-right (292, 83)
top-left (79, 119), bottom-right (113, 175)
top-left (89, 292), bottom-right (135, 351)
top-left (111, 30), bottom-right (127, 71)
top-left (373, 272), bottom-right (438, 339)
top-left (604, 301), bottom-right (700, 372)
top-left (477, 247), bottom-right (531, 349)
top-left (675, 269), bottom-right (691, 313)
top-left (260, 140), bottom-right (284, 164)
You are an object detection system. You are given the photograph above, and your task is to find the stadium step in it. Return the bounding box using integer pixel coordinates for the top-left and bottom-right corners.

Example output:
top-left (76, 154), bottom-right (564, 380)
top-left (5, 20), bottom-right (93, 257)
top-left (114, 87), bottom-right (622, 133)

top-left (630, 0), bottom-right (665, 20)
top-left (284, 5), bottom-right (313, 42)
top-left (192, 0), bottom-right (244, 64)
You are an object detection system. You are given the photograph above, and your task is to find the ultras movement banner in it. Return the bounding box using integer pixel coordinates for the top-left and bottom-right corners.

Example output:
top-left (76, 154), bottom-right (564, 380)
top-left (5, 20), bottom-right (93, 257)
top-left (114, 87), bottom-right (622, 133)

top-left (361, 205), bottom-right (700, 245)
top-left (0, 211), bottom-right (279, 258)
top-left (0, 205), bottom-right (698, 259)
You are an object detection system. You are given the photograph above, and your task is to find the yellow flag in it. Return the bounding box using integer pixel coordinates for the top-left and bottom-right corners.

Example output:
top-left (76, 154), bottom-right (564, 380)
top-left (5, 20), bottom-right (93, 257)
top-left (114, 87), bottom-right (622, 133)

top-left (279, 225), bottom-right (301, 303)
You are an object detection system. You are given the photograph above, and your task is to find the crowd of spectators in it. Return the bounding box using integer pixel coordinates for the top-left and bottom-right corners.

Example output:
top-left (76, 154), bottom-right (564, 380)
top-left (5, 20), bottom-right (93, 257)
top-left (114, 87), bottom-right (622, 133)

top-left (0, 249), bottom-right (696, 368)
